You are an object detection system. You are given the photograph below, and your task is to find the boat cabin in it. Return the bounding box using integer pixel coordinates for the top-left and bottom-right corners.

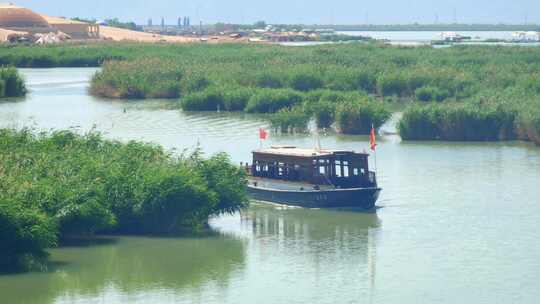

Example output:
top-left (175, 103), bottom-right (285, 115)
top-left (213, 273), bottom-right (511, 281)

top-left (250, 146), bottom-right (376, 188)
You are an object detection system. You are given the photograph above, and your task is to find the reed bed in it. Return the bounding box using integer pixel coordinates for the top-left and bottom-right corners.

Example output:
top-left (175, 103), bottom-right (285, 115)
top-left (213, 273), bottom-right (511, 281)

top-left (0, 67), bottom-right (25, 98)
top-left (0, 128), bottom-right (248, 271)
top-left (2, 42), bottom-right (540, 141)
top-left (399, 89), bottom-right (540, 144)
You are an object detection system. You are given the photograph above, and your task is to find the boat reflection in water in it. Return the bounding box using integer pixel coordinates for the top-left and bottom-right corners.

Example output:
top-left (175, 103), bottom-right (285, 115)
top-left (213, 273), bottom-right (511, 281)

top-left (213, 203), bottom-right (382, 302)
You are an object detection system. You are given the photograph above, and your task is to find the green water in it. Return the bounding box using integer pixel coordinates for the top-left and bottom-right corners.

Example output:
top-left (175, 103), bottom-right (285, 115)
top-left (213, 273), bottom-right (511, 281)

top-left (1, 68), bottom-right (540, 304)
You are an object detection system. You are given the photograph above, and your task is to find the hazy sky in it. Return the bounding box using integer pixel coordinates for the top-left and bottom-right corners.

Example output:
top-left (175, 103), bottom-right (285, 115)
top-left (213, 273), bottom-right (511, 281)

top-left (14, 0), bottom-right (539, 25)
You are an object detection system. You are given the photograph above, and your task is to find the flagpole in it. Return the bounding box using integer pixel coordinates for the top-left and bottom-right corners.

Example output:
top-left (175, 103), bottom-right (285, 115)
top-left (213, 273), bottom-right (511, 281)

top-left (370, 124), bottom-right (378, 175)
top-left (374, 146), bottom-right (378, 174)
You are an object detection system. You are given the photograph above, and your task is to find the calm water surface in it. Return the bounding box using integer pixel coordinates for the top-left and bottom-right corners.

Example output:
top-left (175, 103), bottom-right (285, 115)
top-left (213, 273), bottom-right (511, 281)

top-left (339, 30), bottom-right (516, 41)
top-left (338, 31), bottom-right (540, 46)
top-left (1, 68), bottom-right (540, 304)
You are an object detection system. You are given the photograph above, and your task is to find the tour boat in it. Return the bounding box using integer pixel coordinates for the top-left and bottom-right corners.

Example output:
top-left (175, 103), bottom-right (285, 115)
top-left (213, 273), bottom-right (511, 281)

top-left (245, 146), bottom-right (381, 210)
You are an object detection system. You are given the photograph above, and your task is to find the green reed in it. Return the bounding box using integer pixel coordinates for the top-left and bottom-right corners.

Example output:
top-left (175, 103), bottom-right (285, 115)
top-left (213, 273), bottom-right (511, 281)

top-left (0, 128), bottom-right (248, 271)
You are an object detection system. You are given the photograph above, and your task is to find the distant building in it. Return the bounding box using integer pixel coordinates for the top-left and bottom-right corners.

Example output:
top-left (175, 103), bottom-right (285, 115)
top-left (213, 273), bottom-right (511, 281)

top-left (0, 3), bottom-right (50, 30)
top-left (148, 18), bottom-right (152, 27)
top-left (0, 3), bottom-right (99, 42)
top-left (512, 31), bottom-right (540, 42)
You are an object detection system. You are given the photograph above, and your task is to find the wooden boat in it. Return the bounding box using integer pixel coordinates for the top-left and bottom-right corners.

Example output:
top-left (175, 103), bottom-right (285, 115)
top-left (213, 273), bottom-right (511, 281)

top-left (245, 146), bottom-right (381, 209)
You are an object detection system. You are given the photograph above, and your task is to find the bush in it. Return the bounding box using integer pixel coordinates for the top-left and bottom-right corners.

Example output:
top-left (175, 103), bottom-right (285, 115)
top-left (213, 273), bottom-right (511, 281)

top-left (335, 97), bottom-right (391, 134)
top-left (245, 88), bottom-right (303, 113)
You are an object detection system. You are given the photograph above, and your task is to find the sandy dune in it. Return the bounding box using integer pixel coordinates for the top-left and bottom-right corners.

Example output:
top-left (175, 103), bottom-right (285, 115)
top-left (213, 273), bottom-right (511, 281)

top-left (99, 26), bottom-right (198, 43)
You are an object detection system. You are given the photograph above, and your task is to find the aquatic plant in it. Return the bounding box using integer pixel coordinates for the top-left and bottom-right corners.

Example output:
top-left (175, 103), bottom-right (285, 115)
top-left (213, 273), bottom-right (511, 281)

top-left (245, 88), bottom-right (303, 113)
top-left (2, 42), bottom-right (540, 143)
top-left (335, 97), bottom-right (391, 134)
top-left (288, 69), bottom-right (324, 92)
top-left (0, 128), bottom-right (248, 271)
top-left (0, 199), bottom-right (57, 272)
top-left (269, 107), bottom-right (311, 133)
top-left (181, 86), bottom-right (224, 111)
top-left (307, 100), bottom-right (336, 129)
top-left (90, 58), bottom-right (183, 99)
top-left (399, 101), bottom-right (517, 141)
top-left (181, 86), bottom-right (254, 112)
top-left (0, 67), bottom-right (25, 98)
top-left (254, 72), bottom-right (284, 89)
top-left (415, 86), bottom-right (450, 102)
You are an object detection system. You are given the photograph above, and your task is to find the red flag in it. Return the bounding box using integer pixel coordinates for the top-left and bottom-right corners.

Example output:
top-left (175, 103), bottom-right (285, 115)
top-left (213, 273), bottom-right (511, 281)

top-left (259, 128), bottom-right (268, 140)
top-left (370, 125), bottom-right (377, 151)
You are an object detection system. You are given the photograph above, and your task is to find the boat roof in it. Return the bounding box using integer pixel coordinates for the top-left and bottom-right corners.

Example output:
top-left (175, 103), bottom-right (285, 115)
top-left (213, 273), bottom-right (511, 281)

top-left (254, 146), bottom-right (367, 158)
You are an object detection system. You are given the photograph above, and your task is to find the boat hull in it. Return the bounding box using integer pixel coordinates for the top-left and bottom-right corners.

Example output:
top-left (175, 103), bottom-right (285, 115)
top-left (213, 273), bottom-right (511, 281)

top-left (247, 185), bottom-right (381, 209)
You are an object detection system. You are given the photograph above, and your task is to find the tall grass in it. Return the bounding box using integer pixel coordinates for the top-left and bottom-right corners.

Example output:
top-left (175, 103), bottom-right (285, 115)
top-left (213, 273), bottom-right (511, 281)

top-left (244, 88), bottom-right (304, 113)
top-left (399, 101), bottom-right (517, 141)
top-left (2, 42), bottom-right (540, 142)
top-left (269, 107), bottom-right (311, 133)
top-left (335, 97), bottom-right (391, 134)
top-left (0, 67), bottom-right (26, 98)
top-left (0, 128), bottom-right (248, 271)
top-left (90, 58), bottom-right (183, 99)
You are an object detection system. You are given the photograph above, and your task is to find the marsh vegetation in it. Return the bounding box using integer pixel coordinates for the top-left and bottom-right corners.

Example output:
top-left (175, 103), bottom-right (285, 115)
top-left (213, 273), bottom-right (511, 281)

top-left (0, 67), bottom-right (25, 98)
top-left (0, 128), bottom-right (248, 271)
top-left (1, 43), bottom-right (539, 142)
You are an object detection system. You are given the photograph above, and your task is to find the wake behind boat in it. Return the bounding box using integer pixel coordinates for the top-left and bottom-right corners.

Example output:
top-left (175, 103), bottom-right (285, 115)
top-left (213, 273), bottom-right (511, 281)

top-left (245, 146), bottom-right (381, 209)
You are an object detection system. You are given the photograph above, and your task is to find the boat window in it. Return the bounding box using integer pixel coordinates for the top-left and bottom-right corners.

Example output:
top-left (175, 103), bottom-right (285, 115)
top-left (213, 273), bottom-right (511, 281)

top-left (353, 168), bottom-right (359, 176)
top-left (335, 164), bottom-right (342, 177)
top-left (278, 162), bottom-right (285, 176)
top-left (343, 164), bottom-right (349, 177)
top-left (361, 168), bottom-right (366, 175)
top-left (343, 161), bottom-right (349, 166)
top-left (319, 166), bottom-right (326, 175)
